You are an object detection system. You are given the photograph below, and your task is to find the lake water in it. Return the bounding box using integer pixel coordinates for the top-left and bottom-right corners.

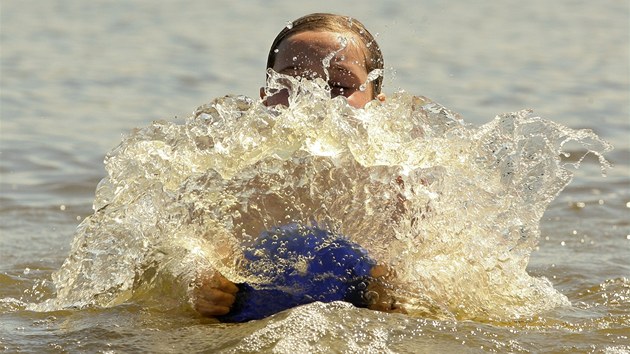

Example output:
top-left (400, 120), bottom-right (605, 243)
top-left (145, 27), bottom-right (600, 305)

top-left (1, 0), bottom-right (629, 353)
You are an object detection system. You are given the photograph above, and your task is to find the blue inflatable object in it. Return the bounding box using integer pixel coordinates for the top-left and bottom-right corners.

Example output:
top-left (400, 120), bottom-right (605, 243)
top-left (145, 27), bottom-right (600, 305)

top-left (219, 223), bottom-right (376, 322)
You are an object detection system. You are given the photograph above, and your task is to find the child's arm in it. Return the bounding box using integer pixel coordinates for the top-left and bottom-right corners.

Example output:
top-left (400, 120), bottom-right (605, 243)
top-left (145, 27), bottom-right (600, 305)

top-left (191, 269), bottom-right (239, 317)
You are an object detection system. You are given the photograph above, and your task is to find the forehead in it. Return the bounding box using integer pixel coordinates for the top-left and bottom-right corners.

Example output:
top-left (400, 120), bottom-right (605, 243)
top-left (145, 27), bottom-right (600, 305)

top-left (273, 31), bottom-right (367, 69)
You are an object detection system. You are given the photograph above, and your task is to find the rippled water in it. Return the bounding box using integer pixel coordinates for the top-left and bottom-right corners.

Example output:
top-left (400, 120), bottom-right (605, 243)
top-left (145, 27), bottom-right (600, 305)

top-left (1, 1), bottom-right (629, 353)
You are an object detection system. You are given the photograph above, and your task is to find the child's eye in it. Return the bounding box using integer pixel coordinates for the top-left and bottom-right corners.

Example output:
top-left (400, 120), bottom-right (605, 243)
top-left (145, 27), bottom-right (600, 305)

top-left (329, 82), bottom-right (348, 90)
top-left (330, 85), bottom-right (346, 93)
top-left (329, 82), bottom-right (354, 97)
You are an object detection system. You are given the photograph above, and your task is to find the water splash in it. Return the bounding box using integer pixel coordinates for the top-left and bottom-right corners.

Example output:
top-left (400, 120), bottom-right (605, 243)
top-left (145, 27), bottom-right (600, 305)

top-left (360, 69), bottom-right (384, 92)
top-left (31, 73), bottom-right (612, 321)
top-left (320, 35), bottom-right (349, 84)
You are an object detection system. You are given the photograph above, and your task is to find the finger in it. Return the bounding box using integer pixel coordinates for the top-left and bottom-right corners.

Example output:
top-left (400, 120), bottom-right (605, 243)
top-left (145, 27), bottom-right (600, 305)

top-left (199, 288), bottom-right (236, 306)
top-left (370, 265), bottom-right (388, 278)
top-left (200, 272), bottom-right (238, 293)
top-left (217, 277), bottom-right (239, 294)
top-left (195, 299), bottom-right (232, 317)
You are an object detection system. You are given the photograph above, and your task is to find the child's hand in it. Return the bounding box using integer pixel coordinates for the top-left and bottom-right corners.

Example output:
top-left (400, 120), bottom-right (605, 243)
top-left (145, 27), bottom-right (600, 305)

top-left (366, 265), bottom-right (407, 314)
top-left (192, 270), bottom-right (239, 317)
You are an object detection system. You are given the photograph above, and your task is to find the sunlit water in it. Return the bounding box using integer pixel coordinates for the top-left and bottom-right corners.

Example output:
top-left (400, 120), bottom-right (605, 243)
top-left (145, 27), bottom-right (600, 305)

top-left (2, 1), bottom-right (629, 353)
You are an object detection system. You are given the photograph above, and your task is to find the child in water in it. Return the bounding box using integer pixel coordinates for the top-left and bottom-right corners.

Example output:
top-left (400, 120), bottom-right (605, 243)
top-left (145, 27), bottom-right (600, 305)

top-left (192, 13), bottom-right (399, 321)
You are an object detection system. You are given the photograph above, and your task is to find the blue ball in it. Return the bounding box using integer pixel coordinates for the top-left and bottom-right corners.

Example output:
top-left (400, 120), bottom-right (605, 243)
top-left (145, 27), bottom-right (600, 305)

top-left (219, 223), bottom-right (376, 322)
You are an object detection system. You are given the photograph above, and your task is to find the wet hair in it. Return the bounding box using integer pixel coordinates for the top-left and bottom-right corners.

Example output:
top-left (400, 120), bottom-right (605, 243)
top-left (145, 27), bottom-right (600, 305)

top-left (266, 13), bottom-right (384, 97)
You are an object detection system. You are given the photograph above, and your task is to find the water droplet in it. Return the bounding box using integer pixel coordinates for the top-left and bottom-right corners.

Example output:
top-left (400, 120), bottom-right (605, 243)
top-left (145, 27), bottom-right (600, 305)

top-left (274, 48), bottom-right (279, 53)
top-left (292, 56), bottom-right (297, 61)
top-left (366, 68), bottom-right (383, 82)
top-left (286, 21), bottom-right (293, 29)
top-left (60, 205), bottom-right (66, 211)
top-left (23, 268), bottom-right (30, 275)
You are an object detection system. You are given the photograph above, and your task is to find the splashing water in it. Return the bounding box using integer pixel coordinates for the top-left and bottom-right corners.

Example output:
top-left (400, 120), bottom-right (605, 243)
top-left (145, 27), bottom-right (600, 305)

top-left (360, 69), bottom-right (384, 92)
top-left (31, 72), bottom-right (612, 322)
top-left (319, 35), bottom-right (349, 87)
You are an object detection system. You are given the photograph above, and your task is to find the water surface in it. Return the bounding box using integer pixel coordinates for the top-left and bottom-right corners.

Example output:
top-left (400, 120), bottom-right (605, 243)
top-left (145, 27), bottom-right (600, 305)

top-left (1, 1), bottom-right (629, 352)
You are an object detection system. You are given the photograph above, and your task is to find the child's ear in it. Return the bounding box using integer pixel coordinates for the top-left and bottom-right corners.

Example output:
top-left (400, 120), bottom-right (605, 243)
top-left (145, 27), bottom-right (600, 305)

top-left (260, 87), bottom-right (268, 106)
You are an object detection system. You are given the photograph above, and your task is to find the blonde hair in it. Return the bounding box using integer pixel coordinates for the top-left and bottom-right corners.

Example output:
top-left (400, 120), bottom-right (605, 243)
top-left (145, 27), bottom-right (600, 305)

top-left (266, 13), bottom-right (384, 97)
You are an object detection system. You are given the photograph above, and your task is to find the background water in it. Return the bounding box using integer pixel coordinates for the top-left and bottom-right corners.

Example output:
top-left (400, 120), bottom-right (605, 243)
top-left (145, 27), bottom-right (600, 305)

top-left (1, 0), bottom-right (629, 353)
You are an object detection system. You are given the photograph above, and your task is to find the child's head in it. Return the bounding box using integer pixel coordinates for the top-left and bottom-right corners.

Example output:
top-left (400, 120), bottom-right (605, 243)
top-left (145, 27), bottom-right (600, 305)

top-left (262, 13), bottom-right (384, 108)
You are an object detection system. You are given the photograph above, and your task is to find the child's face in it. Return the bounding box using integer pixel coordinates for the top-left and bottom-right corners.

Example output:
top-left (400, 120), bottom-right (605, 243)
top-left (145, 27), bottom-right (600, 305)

top-left (263, 31), bottom-right (374, 109)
